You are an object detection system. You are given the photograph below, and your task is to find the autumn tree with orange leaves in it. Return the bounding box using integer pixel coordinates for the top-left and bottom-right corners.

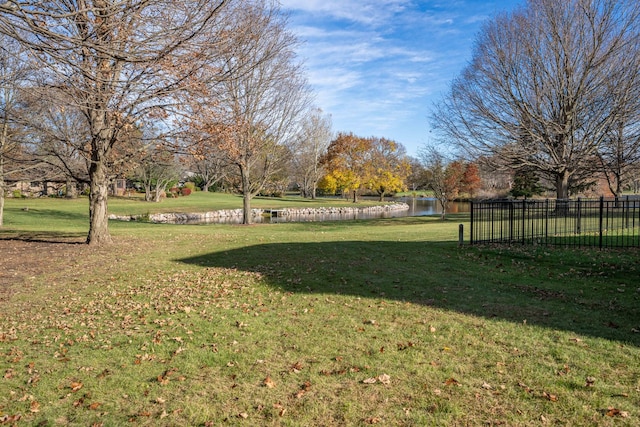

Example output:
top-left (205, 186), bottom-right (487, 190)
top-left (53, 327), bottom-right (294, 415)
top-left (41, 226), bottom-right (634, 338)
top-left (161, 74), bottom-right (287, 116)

top-left (320, 133), bottom-right (373, 203)
top-left (366, 137), bottom-right (411, 201)
top-left (320, 133), bottom-right (410, 202)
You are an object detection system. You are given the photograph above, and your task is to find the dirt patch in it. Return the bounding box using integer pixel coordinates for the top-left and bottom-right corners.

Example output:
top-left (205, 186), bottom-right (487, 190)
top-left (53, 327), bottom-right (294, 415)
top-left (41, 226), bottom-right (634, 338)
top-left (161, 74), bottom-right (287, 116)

top-left (0, 237), bottom-right (149, 303)
top-left (0, 240), bottom-right (84, 298)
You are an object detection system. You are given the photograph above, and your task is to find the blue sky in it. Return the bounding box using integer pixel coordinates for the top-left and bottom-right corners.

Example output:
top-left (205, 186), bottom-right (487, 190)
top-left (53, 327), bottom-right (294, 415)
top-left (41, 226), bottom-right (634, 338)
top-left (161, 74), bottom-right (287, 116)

top-left (280, 0), bottom-right (524, 156)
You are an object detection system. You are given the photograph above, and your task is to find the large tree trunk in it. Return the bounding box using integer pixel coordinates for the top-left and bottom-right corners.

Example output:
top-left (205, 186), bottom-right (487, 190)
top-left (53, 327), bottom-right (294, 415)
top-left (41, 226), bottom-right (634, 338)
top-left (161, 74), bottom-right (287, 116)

top-left (555, 171), bottom-right (570, 200)
top-left (0, 122), bottom-right (6, 227)
top-left (242, 193), bottom-right (252, 224)
top-left (0, 151), bottom-right (4, 226)
top-left (0, 173), bottom-right (4, 227)
top-left (87, 156), bottom-right (112, 245)
top-left (241, 166), bottom-right (252, 225)
top-left (439, 197), bottom-right (447, 220)
top-left (65, 178), bottom-right (77, 199)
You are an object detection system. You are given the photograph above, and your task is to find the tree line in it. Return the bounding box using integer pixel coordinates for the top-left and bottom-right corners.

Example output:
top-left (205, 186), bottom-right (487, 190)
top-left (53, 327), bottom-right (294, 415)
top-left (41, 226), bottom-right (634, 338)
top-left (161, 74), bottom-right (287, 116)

top-left (0, 0), bottom-right (421, 244)
top-left (432, 0), bottom-right (640, 200)
top-left (5, 0), bottom-right (636, 245)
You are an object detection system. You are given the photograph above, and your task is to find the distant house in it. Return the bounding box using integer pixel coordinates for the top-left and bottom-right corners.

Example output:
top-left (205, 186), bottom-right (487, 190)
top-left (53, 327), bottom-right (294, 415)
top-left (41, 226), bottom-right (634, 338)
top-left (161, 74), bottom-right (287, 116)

top-left (109, 178), bottom-right (128, 196)
top-left (3, 166), bottom-right (95, 197)
top-left (5, 176), bottom-right (76, 197)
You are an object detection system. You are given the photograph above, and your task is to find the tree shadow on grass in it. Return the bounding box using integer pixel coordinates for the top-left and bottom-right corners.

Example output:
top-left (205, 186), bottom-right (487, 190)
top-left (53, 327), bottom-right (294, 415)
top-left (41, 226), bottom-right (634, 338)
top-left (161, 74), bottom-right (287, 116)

top-left (0, 234), bottom-right (87, 244)
top-left (1, 207), bottom-right (88, 243)
top-left (177, 240), bottom-right (640, 346)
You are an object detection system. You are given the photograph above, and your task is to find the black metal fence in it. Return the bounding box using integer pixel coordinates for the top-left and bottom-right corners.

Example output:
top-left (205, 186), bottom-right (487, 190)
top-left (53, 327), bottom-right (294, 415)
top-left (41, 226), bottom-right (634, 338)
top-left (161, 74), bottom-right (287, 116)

top-left (470, 197), bottom-right (640, 248)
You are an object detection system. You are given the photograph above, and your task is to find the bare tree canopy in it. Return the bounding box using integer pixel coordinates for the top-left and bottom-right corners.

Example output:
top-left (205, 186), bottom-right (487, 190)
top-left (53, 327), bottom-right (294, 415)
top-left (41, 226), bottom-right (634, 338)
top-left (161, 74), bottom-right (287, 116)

top-left (0, 0), bottom-right (230, 244)
top-left (290, 108), bottom-right (333, 199)
top-left (185, 0), bottom-right (311, 224)
top-left (0, 34), bottom-right (32, 226)
top-left (432, 0), bottom-right (640, 199)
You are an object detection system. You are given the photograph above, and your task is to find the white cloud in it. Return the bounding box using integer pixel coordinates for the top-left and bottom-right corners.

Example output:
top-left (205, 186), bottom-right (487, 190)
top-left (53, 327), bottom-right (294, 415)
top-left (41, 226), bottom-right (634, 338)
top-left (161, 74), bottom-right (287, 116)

top-left (281, 0), bottom-right (524, 154)
top-left (280, 0), bottom-right (410, 25)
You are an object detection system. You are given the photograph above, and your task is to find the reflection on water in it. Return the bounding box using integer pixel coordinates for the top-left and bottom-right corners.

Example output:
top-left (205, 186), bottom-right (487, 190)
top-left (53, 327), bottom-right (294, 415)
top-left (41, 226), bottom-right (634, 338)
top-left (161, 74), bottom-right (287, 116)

top-left (190, 198), bottom-right (470, 224)
top-left (403, 197), bottom-right (470, 217)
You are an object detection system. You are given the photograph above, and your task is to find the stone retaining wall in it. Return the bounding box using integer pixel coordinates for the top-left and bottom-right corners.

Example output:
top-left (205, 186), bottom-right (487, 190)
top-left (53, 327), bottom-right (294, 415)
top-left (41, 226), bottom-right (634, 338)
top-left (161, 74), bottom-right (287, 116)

top-left (108, 202), bottom-right (409, 224)
top-left (271, 203), bottom-right (409, 216)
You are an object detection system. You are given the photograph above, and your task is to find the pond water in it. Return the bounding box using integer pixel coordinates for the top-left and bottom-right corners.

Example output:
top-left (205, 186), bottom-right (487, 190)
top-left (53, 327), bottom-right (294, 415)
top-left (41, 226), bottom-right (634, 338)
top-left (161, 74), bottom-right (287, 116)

top-left (196, 198), bottom-right (470, 224)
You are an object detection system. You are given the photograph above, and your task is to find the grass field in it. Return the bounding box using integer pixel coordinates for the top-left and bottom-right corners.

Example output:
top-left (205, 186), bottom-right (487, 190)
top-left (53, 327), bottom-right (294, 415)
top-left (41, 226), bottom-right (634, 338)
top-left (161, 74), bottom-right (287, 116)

top-left (1, 193), bottom-right (639, 426)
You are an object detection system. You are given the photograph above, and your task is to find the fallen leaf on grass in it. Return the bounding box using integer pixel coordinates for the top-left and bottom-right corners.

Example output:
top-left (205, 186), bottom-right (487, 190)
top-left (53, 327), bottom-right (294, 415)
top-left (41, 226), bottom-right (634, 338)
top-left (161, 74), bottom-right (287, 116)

top-left (70, 381), bottom-right (83, 392)
top-left (0, 414), bottom-right (22, 424)
top-left (585, 376), bottom-right (596, 387)
top-left (263, 376), bottom-right (276, 388)
top-left (96, 369), bottom-right (111, 379)
top-left (556, 365), bottom-right (570, 376)
top-left (289, 361), bottom-right (303, 373)
top-left (518, 382), bottom-right (533, 394)
top-left (444, 378), bottom-right (460, 386)
top-left (604, 407), bottom-right (629, 417)
top-left (294, 381), bottom-right (312, 399)
top-left (157, 368), bottom-right (178, 385)
top-left (397, 342), bottom-right (415, 351)
top-left (362, 374), bottom-right (391, 385)
top-left (542, 391), bottom-right (558, 402)
top-left (30, 400), bottom-right (40, 413)
top-left (378, 374), bottom-right (391, 385)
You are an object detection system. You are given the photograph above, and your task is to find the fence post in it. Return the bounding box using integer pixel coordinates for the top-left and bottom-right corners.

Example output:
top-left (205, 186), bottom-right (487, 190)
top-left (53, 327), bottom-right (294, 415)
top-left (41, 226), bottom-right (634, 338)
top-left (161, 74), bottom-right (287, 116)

top-left (576, 197), bottom-right (581, 234)
top-left (544, 199), bottom-right (549, 244)
top-left (470, 201), bottom-right (474, 245)
top-left (599, 196), bottom-right (604, 249)
top-left (459, 224), bottom-right (464, 246)
top-left (508, 202), bottom-right (513, 242)
top-left (521, 199), bottom-right (526, 245)
top-left (624, 195), bottom-right (629, 229)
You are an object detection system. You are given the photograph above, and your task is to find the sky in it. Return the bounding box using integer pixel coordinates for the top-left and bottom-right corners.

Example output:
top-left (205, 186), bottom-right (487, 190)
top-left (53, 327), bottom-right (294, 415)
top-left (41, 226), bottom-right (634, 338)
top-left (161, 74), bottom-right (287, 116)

top-left (280, 0), bottom-right (524, 157)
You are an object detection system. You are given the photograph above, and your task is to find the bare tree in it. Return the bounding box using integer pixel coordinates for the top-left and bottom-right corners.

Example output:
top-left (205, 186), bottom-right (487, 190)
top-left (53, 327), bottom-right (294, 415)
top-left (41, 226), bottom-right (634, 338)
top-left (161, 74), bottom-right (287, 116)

top-left (0, 0), bottom-right (231, 244)
top-left (433, 0), bottom-right (640, 199)
top-left (187, 0), bottom-right (311, 224)
top-left (596, 49), bottom-right (640, 197)
top-left (23, 90), bottom-right (91, 198)
top-left (188, 151), bottom-right (230, 193)
top-left (133, 146), bottom-right (182, 202)
top-left (0, 35), bottom-right (31, 226)
top-left (418, 146), bottom-right (451, 220)
top-left (290, 108), bottom-right (332, 199)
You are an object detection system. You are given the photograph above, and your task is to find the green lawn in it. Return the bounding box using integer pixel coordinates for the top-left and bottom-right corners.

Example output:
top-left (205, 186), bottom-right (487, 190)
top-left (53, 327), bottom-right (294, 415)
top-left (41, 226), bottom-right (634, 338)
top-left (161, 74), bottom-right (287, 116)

top-left (1, 194), bottom-right (639, 426)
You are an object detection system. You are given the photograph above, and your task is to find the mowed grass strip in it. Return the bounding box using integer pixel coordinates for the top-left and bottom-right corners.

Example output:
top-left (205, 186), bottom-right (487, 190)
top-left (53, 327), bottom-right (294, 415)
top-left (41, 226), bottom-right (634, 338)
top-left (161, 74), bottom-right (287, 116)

top-left (0, 196), bottom-right (639, 426)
